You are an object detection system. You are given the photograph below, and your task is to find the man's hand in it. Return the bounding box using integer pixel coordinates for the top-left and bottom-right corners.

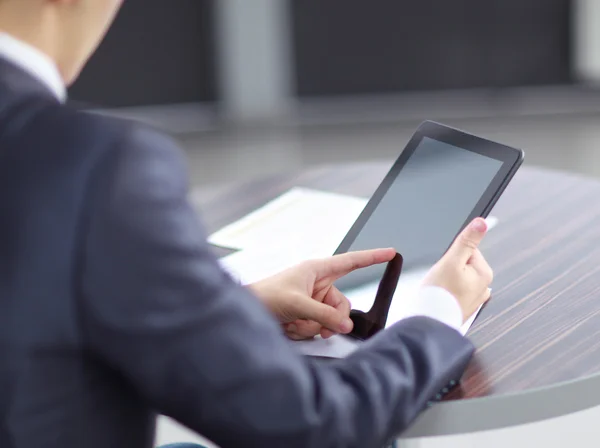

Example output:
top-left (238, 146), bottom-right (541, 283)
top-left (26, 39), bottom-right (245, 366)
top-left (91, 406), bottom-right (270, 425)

top-left (249, 248), bottom-right (396, 340)
top-left (422, 217), bottom-right (494, 322)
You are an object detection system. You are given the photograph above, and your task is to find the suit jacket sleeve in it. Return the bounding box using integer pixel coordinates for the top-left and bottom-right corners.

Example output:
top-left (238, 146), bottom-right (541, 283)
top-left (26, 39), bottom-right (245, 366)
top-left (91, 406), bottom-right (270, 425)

top-left (79, 124), bottom-right (475, 448)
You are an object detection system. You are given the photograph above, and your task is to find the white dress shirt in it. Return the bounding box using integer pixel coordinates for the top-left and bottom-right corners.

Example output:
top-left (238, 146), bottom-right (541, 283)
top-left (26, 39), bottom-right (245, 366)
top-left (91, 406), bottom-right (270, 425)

top-left (404, 286), bottom-right (463, 331)
top-left (0, 32), bottom-right (66, 102)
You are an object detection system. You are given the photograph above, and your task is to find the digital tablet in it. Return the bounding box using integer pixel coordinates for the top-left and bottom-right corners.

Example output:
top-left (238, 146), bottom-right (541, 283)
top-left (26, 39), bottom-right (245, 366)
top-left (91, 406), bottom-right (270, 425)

top-left (334, 120), bottom-right (523, 293)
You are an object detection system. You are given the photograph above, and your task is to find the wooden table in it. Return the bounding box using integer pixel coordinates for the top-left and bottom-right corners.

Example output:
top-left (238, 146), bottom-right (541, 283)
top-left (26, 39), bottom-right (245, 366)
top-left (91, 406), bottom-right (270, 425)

top-left (192, 161), bottom-right (600, 437)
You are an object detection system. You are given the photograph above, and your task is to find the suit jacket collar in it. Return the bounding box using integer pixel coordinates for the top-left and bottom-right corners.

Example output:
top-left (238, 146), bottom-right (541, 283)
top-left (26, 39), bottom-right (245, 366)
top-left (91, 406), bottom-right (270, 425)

top-left (0, 57), bottom-right (61, 104)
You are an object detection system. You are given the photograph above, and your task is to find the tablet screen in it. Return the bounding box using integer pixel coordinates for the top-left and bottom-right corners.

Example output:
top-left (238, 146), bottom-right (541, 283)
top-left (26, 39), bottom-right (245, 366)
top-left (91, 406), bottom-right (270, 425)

top-left (335, 136), bottom-right (503, 291)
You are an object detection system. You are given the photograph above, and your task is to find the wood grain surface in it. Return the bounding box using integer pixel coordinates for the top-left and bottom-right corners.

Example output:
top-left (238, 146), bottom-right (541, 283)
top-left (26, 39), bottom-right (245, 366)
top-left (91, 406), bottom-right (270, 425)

top-left (192, 162), bottom-right (600, 400)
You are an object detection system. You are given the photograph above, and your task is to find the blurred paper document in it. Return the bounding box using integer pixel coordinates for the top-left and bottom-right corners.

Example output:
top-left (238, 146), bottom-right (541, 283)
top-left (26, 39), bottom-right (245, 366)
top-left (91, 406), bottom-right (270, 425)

top-left (208, 188), bottom-right (368, 254)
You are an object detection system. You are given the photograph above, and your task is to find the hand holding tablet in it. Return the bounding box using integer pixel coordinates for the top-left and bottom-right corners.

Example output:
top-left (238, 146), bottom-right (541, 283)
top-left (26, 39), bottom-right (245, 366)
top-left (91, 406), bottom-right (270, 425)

top-left (346, 217), bottom-right (493, 341)
top-left (307, 120), bottom-right (524, 349)
top-left (422, 217), bottom-right (494, 322)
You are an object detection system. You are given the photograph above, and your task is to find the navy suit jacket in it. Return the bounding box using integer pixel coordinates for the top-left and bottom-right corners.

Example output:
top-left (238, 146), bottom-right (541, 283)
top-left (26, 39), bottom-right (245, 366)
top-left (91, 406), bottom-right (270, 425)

top-left (0, 59), bottom-right (474, 448)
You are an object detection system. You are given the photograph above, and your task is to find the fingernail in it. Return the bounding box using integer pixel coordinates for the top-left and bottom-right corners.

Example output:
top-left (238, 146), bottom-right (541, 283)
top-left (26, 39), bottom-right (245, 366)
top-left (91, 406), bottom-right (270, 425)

top-left (340, 318), bottom-right (353, 333)
top-left (471, 218), bottom-right (487, 233)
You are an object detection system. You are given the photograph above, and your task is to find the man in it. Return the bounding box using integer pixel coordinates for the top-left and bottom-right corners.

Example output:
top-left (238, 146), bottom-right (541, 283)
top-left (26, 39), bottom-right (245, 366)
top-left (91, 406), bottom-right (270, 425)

top-left (0, 1), bottom-right (493, 447)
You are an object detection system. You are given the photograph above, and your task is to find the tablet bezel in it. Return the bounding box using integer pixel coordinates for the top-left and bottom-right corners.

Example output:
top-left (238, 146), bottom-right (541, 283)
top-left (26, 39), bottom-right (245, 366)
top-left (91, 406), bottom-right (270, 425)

top-left (334, 120), bottom-right (524, 256)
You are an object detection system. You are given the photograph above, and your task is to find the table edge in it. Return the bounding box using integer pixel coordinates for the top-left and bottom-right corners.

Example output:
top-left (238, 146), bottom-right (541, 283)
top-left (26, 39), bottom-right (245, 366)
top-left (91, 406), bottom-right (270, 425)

top-left (402, 370), bottom-right (600, 437)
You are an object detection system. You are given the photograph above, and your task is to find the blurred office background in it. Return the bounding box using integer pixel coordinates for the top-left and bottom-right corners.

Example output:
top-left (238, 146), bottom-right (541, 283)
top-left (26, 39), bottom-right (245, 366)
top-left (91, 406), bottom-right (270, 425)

top-left (67, 0), bottom-right (600, 188)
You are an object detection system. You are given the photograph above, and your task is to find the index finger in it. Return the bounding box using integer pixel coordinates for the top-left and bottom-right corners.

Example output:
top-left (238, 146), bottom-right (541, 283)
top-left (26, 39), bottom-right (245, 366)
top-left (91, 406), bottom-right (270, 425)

top-left (315, 248), bottom-right (396, 280)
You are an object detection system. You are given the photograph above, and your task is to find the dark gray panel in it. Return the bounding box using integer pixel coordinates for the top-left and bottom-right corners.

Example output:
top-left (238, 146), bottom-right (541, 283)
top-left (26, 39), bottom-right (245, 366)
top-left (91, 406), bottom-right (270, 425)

top-left (69, 0), bottom-right (216, 107)
top-left (291, 0), bottom-right (572, 97)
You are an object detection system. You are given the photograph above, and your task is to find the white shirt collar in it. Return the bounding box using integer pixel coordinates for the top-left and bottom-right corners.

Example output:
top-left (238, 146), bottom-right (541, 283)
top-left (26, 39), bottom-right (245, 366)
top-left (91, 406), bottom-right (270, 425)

top-left (0, 33), bottom-right (66, 103)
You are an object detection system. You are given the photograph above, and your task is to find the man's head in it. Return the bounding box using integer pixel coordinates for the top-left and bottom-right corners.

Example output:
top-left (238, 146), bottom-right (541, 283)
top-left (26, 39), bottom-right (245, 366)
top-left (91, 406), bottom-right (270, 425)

top-left (0, 0), bottom-right (123, 84)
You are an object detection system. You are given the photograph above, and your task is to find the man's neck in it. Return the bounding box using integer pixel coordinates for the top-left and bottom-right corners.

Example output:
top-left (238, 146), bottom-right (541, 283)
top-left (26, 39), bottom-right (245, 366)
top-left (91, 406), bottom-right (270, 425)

top-left (0, 4), bottom-right (61, 71)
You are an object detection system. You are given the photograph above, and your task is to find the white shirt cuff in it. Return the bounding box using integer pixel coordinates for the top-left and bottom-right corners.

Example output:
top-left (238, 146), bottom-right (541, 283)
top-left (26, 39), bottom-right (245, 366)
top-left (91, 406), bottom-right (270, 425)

top-left (403, 286), bottom-right (463, 331)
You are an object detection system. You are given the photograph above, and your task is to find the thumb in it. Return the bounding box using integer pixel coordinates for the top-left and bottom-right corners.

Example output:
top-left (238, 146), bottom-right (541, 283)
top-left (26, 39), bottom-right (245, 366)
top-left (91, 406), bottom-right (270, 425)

top-left (292, 297), bottom-right (353, 334)
top-left (446, 218), bottom-right (488, 265)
